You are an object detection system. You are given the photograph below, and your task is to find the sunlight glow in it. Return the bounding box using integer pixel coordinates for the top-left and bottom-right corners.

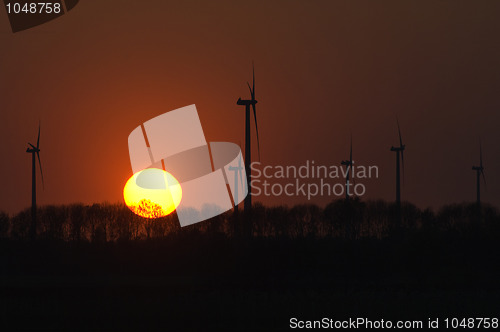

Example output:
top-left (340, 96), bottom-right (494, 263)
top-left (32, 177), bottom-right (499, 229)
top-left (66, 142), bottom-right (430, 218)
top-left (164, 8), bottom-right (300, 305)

top-left (123, 168), bottom-right (182, 218)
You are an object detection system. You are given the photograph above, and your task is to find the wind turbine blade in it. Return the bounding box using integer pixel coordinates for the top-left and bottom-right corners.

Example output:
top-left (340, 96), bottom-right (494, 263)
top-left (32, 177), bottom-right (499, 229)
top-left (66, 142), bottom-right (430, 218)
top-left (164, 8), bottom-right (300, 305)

top-left (397, 117), bottom-right (403, 148)
top-left (238, 161), bottom-right (244, 189)
top-left (252, 104), bottom-right (261, 161)
top-left (246, 63), bottom-right (256, 100)
top-left (37, 121), bottom-right (40, 149)
top-left (349, 133), bottom-right (353, 165)
top-left (252, 62), bottom-right (255, 100)
top-left (28, 143), bottom-right (36, 150)
top-left (237, 141), bottom-right (245, 189)
top-left (480, 139), bottom-right (486, 188)
top-left (247, 82), bottom-right (254, 100)
top-left (401, 150), bottom-right (405, 185)
top-left (397, 118), bottom-right (405, 184)
top-left (480, 139), bottom-right (483, 168)
top-left (36, 151), bottom-right (44, 189)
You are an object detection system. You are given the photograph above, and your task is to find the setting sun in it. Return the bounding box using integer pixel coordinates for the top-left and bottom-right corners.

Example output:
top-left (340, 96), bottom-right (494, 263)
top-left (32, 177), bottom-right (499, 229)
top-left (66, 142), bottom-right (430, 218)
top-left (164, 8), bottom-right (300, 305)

top-left (123, 168), bottom-right (182, 218)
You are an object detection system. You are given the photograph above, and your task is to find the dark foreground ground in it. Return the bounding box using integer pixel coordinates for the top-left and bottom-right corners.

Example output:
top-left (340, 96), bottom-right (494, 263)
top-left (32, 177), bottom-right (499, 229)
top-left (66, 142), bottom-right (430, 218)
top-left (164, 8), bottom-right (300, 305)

top-left (1, 231), bottom-right (499, 331)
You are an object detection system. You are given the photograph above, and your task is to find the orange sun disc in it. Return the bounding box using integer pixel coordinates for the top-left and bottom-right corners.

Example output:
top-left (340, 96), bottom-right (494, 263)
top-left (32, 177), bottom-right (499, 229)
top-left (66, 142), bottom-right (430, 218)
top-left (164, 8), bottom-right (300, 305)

top-left (123, 168), bottom-right (182, 218)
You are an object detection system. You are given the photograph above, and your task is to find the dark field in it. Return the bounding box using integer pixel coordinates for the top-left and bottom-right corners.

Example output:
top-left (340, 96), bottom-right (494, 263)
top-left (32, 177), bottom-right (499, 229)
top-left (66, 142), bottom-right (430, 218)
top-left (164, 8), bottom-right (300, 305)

top-left (1, 201), bottom-right (499, 330)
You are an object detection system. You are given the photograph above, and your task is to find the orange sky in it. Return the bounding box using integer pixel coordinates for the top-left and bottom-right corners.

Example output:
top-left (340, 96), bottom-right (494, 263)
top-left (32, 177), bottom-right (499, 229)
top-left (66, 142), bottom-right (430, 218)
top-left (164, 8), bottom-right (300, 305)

top-left (1, 0), bottom-right (500, 215)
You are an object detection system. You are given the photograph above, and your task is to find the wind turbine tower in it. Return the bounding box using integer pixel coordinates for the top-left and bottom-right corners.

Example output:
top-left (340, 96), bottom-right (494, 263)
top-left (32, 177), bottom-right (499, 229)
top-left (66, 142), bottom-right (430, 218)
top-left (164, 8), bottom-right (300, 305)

top-left (472, 141), bottom-right (486, 208)
top-left (340, 135), bottom-right (353, 201)
top-left (237, 64), bottom-right (260, 212)
top-left (390, 119), bottom-right (405, 220)
top-left (229, 153), bottom-right (244, 214)
top-left (26, 123), bottom-right (44, 241)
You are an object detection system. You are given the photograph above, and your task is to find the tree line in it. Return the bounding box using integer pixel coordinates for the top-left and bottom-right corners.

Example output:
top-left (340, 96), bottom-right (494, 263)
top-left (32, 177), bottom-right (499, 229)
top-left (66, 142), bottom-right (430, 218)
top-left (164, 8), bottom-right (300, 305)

top-left (0, 199), bottom-right (498, 242)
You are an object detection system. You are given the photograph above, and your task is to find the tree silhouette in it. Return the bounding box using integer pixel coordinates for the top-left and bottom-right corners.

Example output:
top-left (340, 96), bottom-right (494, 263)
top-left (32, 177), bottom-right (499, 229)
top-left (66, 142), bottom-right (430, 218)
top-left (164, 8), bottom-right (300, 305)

top-left (0, 211), bottom-right (9, 238)
top-left (2, 199), bottom-right (499, 243)
top-left (132, 199), bottom-right (164, 219)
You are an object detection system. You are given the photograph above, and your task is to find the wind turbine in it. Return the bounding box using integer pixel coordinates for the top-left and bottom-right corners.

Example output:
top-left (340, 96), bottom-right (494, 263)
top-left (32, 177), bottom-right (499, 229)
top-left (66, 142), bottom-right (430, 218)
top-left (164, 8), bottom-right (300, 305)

top-left (237, 64), bottom-right (260, 212)
top-left (341, 135), bottom-right (353, 200)
top-left (472, 140), bottom-right (486, 207)
top-left (229, 150), bottom-right (245, 214)
top-left (390, 119), bottom-right (405, 217)
top-left (26, 122), bottom-right (44, 241)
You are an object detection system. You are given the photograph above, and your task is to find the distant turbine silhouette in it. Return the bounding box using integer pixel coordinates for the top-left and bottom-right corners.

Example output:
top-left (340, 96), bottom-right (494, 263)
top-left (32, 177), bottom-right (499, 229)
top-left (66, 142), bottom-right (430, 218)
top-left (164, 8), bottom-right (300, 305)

top-left (237, 63), bottom-right (260, 212)
top-left (26, 122), bottom-right (44, 241)
top-left (229, 149), bottom-right (245, 214)
top-left (390, 119), bottom-right (405, 221)
top-left (472, 140), bottom-right (486, 208)
top-left (340, 134), bottom-right (353, 201)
